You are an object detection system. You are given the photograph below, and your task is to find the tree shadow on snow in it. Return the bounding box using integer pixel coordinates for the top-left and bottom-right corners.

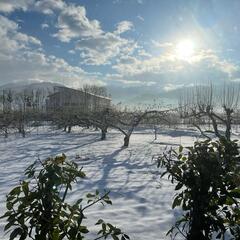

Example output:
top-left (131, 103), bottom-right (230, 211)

top-left (79, 147), bottom-right (157, 206)
top-left (158, 128), bottom-right (200, 138)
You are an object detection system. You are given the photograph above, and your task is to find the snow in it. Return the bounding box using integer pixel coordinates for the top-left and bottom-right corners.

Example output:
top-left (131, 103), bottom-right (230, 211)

top-left (0, 126), bottom-right (222, 239)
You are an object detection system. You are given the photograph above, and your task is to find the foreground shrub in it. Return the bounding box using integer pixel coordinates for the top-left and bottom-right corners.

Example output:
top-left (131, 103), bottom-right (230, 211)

top-left (157, 138), bottom-right (240, 240)
top-left (1, 154), bottom-right (129, 240)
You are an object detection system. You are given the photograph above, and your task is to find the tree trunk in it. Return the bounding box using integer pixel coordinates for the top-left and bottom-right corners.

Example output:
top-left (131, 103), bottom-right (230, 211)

top-left (123, 135), bottom-right (130, 147)
top-left (67, 126), bottom-right (72, 133)
top-left (225, 108), bottom-right (232, 140)
top-left (187, 204), bottom-right (207, 240)
top-left (154, 125), bottom-right (157, 140)
top-left (101, 129), bottom-right (106, 140)
top-left (226, 122), bottom-right (231, 140)
top-left (18, 123), bottom-right (25, 138)
top-left (188, 178), bottom-right (210, 240)
top-left (22, 129), bottom-right (26, 138)
top-left (4, 128), bottom-right (8, 138)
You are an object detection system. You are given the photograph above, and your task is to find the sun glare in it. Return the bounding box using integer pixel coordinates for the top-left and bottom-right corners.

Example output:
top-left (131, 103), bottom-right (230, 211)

top-left (176, 39), bottom-right (194, 61)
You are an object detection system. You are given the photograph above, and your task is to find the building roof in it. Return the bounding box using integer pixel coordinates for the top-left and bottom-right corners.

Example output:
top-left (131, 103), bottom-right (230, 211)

top-left (47, 86), bottom-right (111, 101)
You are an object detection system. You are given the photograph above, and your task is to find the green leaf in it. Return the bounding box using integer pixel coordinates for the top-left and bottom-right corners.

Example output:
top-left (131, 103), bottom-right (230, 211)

top-left (22, 182), bottom-right (29, 196)
top-left (123, 234), bottom-right (130, 240)
top-left (113, 228), bottom-right (121, 235)
top-left (104, 199), bottom-right (112, 205)
top-left (166, 226), bottom-right (174, 236)
top-left (96, 219), bottom-right (104, 225)
top-left (172, 196), bottom-right (182, 209)
top-left (52, 228), bottom-right (60, 240)
top-left (179, 145), bottom-right (183, 153)
top-left (6, 202), bottom-right (13, 210)
top-left (182, 156), bottom-right (187, 161)
top-left (9, 186), bottom-right (21, 196)
top-left (75, 199), bottom-right (83, 205)
top-left (112, 234), bottom-right (119, 240)
top-left (175, 183), bottom-right (183, 191)
top-left (79, 226), bottom-right (89, 234)
top-left (86, 193), bottom-right (95, 198)
top-left (0, 211), bottom-right (11, 219)
top-left (102, 223), bottom-right (106, 232)
top-left (229, 189), bottom-right (240, 199)
top-left (78, 171), bottom-right (86, 178)
top-left (9, 228), bottom-right (22, 240)
top-left (107, 223), bottom-right (114, 230)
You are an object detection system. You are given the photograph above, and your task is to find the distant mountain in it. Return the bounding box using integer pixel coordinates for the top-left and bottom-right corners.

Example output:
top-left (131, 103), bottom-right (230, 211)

top-left (108, 82), bottom-right (240, 107)
top-left (108, 85), bottom-right (179, 107)
top-left (0, 81), bottom-right (64, 95)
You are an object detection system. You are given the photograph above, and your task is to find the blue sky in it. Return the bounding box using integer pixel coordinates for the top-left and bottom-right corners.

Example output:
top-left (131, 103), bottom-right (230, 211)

top-left (0, 0), bottom-right (240, 103)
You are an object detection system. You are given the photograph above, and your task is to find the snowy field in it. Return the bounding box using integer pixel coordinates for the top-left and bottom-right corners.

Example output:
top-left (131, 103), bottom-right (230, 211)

top-left (0, 126), bottom-right (239, 239)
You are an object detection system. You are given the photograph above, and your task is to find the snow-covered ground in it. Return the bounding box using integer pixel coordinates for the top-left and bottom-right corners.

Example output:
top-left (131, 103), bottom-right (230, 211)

top-left (0, 126), bottom-right (237, 239)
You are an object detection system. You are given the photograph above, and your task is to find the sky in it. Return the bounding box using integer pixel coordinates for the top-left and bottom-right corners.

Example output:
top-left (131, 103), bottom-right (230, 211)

top-left (0, 0), bottom-right (240, 104)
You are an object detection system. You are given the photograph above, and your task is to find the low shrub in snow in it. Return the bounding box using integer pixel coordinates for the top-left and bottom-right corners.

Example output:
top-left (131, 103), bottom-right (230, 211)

top-left (158, 138), bottom-right (240, 240)
top-left (1, 154), bottom-right (129, 240)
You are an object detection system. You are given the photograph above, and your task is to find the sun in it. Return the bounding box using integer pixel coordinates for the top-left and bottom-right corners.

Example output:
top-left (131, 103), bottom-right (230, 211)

top-left (176, 39), bottom-right (194, 61)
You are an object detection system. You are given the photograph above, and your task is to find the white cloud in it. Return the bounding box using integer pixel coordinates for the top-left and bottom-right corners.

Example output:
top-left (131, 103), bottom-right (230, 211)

top-left (0, 15), bottom-right (103, 88)
top-left (114, 21), bottom-right (133, 34)
top-left (76, 33), bottom-right (136, 65)
top-left (52, 4), bottom-right (136, 65)
top-left (0, 15), bottom-right (41, 56)
top-left (0, 0), bottom-right (65, 14)
top-left (217, 60), bottom-right (238, 77)
top-left (1, 0), bottom-right (137, 67)
top-left (137, 15), bottom-right (144, 21)
top-left (113, 0), bottom-right (144, 4)
top-left (117, 55), bottom-right (138, 64)
top-left (41, 23), bottom-right (49, 29)
top-left (0, 50), bottom-right (103, 88)
top-left (137, 49), bottom-right (152, 57)
top-left (0, 0), bottom-right (34, 13)
top-left (53, 4), bottom-right (102, 42)
top-left (68, 49), bottom-right (75, 54)
top-left (33, 0), bottom-right (65, 14)
top-left (120, 48), bottom-right (237, 77)
top-left (163, 83), bottom-right (184, 92)
top-left (16, 32), bottom-right (42, 45)
top-left (186, 49), bottom-right (239, 77)
top-left (152, 40), bottom-right (173, 48)
top-left (116, 79), bottom-right (155, 86)
top-left (112, 47), bottom-right (239, 88)
top-left (113, 53), bottom-right (180, 76)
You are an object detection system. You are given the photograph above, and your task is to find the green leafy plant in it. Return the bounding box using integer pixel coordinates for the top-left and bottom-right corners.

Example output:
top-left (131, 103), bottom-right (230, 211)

top-left (157, 138), bottom-right (240, 240)
top-left (1, 154), bottom-right (129, 240)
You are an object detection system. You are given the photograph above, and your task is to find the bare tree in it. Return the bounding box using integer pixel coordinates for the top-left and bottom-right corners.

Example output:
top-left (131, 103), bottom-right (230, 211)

top-left (82, 84), bottom-right (108, 97)
top-left (87, 108), bottom-right (111, 140)
top-left (110, 109), bottom-right (172, 147)
top-left (2, 89), bottom-right (13, 112)
top-left (179, 84), bottom-right (240, 140)
top-left (0, 90), bottom-right (14, 137)
top-left (14, 90), bottom-right (34, 137)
